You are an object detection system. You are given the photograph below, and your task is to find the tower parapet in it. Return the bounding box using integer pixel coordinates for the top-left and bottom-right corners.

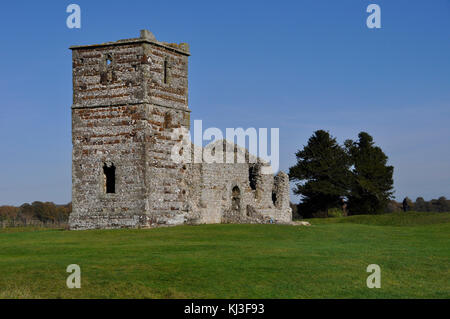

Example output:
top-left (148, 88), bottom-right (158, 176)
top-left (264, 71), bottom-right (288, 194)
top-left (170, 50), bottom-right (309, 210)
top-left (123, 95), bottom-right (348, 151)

top-left (70, 29), bottom-right (190, 111)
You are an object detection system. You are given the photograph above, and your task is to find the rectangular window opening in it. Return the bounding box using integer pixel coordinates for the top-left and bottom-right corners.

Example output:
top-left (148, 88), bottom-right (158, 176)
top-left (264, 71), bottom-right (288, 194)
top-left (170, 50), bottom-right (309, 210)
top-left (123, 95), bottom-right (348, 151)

top-left (103, 163), bottom-right (116, 194)
top-left (164, 60), bottom-right (168, 84)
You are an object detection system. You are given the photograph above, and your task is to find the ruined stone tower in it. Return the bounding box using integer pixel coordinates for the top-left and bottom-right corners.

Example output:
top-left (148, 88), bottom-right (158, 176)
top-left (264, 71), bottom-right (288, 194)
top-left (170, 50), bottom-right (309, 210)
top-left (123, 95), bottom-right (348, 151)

top-left (69, 30), bottom-right (291, 230)
top-left (70, 30), bottom-right (191, 229)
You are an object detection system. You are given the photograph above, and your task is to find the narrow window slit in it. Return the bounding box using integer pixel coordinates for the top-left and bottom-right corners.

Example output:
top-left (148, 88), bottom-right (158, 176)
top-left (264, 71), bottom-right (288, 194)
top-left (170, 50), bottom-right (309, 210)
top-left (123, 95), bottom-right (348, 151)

top-left (249, 166), bottom-right (257, 190)
top-left (163, 59), bottom-right (168, 84)
top-left (272, 191), bottom-right (277, 206)
top-left (103, 163), bottom-right (116, 194)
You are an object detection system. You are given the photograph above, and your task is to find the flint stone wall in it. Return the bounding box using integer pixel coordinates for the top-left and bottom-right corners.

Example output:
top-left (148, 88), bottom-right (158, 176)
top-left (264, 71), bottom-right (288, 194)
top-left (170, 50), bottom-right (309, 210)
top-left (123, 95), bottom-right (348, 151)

top-left (69, 30), bottom-right (291, 230)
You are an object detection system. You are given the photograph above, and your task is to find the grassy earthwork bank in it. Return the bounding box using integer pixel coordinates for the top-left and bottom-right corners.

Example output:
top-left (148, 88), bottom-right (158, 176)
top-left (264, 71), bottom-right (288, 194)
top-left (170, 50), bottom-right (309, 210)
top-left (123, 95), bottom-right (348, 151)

top-left (0, 212), bottom-right (449, 298)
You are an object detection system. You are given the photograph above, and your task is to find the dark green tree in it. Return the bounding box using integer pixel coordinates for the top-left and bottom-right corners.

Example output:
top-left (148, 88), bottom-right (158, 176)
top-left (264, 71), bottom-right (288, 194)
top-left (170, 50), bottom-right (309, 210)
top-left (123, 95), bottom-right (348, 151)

top-left (414, 197), bottom-right (427, 212)
top-left (345, 132), bottom-right (394, 214)
top-left (289, 130), bottom-right (351, 218)
top-left (437, 196), bottom-right (450, 212)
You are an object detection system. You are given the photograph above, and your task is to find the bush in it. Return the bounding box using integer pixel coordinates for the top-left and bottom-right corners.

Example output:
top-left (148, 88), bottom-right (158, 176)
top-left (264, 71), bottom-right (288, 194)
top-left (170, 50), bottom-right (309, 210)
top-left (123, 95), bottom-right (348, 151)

top-left (328, 207), bottom-right (344, 218)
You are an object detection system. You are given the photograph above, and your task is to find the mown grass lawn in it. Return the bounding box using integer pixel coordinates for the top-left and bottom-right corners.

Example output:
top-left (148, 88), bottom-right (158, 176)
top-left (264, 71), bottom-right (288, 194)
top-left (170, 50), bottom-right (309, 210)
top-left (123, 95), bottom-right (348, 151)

top-left (0, 213), bottom-right (448, 298)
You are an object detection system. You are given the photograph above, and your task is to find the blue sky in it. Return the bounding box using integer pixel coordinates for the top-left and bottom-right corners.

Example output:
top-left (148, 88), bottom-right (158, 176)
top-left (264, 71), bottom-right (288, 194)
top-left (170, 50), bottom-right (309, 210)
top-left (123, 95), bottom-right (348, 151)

top-left (0, 0), bottom-right (449, 205)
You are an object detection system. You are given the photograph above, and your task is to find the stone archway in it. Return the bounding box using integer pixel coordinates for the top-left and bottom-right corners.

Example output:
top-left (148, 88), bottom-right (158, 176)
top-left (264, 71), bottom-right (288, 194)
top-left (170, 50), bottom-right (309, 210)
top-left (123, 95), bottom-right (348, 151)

top-left (231, 186), bottom-right (241, 211)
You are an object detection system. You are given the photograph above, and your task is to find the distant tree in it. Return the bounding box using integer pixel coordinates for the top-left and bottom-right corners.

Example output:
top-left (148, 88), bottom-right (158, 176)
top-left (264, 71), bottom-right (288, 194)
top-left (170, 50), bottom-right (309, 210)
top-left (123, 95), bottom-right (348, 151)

top-left (437, 196), bottom-right (450, 212)
top-left (426, 200), bottom-right (435, 212)
top-left (345, 132), bottom-right (394, 214)
top-left (31, 201), bottom-right (54, 222)
top-left (289, 130), bottom-right (351, 218)
top-left (388, 197), bottom-right (450, 213)
top-left (18, 203), bottom-right (36, 223)
top-left (0, 206), bottom-right (19, 221)
top-left (56, 202), bottom-right (72, 222)
top-left (414, 197), bottom-right (427, 212)
top-left (386, 200), bottom-right (402, 213)
top-left (0, 202), bottom-right (72, 226)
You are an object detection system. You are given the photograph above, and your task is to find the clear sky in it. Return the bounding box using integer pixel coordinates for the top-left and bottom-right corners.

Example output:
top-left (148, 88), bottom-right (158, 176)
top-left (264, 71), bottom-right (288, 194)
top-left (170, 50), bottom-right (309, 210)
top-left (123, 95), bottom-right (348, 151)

top-left (0, 0), bottom-right (449, 205)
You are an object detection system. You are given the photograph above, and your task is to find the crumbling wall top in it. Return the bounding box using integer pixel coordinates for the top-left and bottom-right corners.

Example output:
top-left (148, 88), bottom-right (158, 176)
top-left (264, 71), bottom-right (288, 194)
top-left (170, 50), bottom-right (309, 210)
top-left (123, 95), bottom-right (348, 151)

top-left (69, 29), bottom-right (190, 56)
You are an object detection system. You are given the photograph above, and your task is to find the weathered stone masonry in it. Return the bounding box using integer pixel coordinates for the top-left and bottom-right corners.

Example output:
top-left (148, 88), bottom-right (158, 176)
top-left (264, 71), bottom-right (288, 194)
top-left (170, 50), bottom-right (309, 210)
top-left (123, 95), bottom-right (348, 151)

top-left (69, 30), bottom-right (291, 230)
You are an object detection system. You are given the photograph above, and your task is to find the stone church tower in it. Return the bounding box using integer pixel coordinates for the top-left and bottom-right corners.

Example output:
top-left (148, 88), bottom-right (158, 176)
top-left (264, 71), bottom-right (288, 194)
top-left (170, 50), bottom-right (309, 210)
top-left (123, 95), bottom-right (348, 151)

top-left (69, 30), bottom-right (291, 230)
top-left (70, 30), bottom-right (191, 229)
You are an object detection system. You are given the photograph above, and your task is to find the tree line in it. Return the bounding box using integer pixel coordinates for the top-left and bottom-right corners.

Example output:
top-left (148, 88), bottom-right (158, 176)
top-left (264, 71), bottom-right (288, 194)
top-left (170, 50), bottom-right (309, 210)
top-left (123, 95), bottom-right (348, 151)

top-left (289, 130), bottom-right (394, 218)
top-left (387, 197), bottom-right (450, 213)
top-left (0, 202), bottom-right (71, 225)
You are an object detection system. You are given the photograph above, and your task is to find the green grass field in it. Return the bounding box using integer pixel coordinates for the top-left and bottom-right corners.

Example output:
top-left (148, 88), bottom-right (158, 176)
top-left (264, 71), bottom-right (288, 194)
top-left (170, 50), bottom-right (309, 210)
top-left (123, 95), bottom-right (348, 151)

top-left (0, 212), bottom-right (449, 298)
